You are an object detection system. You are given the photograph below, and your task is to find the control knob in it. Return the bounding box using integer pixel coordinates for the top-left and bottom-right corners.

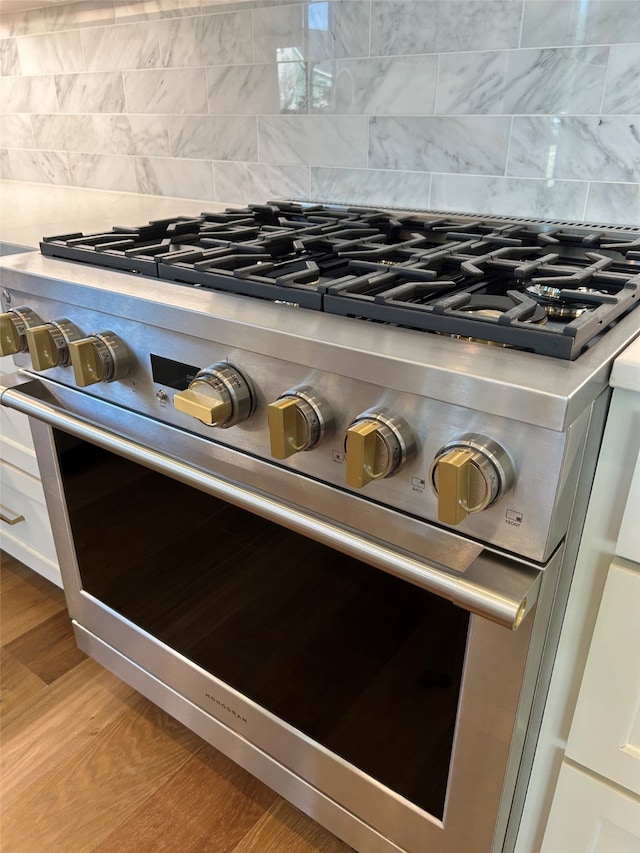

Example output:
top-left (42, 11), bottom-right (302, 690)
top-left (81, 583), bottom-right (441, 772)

top-left (430, 434), bottom-right (515, 525)
top-left (68, 332), bottom-right (130, 386)
top-left (25, 319), bottom-right (83, 371)
top-left (345, 409), bottom-right (415, 489)
top-left (173, 362), bottom-right (254, 428)
top-left (268, 386), bottom-right (333, 459)
top-left (0, 307), bottom-right (43, 356)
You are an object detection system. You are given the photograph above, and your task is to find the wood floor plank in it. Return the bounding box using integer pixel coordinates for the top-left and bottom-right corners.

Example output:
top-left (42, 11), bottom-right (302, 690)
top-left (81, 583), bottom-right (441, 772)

top-left (1, 658), bottom-right (137, 800)
top-left (230, 799), bottom-right (353, 853)
top-left (2, 694), bottom-right (203, 853)
top-left (92, 744), bottom-right (279, 853)
top-left (0, 647), bottom-right (46, 714)
top-left (5, 608), bottom-right (86, 684)
top-left (0, 552), bottom-right (65, 644)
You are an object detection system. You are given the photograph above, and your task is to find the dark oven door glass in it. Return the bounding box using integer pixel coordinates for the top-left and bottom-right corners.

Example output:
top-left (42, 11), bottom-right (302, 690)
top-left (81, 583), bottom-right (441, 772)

top-left (54, 429), bottom-right (470, 819)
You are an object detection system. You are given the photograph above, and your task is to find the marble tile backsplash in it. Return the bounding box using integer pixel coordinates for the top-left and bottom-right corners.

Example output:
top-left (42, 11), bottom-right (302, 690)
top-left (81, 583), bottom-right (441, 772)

top-left (1, 0), bottom-right (639, 224)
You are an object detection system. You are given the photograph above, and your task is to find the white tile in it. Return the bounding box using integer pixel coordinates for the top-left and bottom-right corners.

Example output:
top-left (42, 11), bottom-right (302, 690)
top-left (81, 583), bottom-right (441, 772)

top-left (0, 8), bottom-right (47, 38)
top-left (32, 114), bottom-right (95, 152)
top-left (114, 0), bottom-right (200, 22)
top-left (124, 69), bottom-right (208, 114)
top-left (521, 0), bottom-right (640, 48)
top-left (135, 156), bottom-right (214, 199)
top-left (92, 114), bottom-right (170, 156)
top-left (214, 162), bottom-right (309, 203)
top-left (305, 1), bottom-right (370, 61)
top-left (503, 47), bottom-right (608, 114)
top-left (509, 116), bottom-right (640, 182)
top-left (312, 56), bottom-right (437, 115)
top-left (431, 173), bottom-right (588, 221)
top-left (68, 152), bottom-right (137, 192)
top-left (55, 72), bottom-right (126, 113)
top-left (1, 38), bottom-right (21, 76)
top-left (171, 115), bottom-right (257, 160)
top-left (436, 52), bottom-right (508, 115)
top-left (0, 148), bottom-right (11, 179)
top-left (15, 31), bottom-right (84, 75)
top-left (0, 76), bottom-right (57, 113)
top-left (7, 149), bottom-right (70, 185)
top-left (603, 45), bottom-right (640, 114)
top-left (310, 167), bottom-right (432, 209)
top-left (258, 115), bottom-right (367, 167)
top-left (585, 182), bottom-right (640, 226)
top-left (253, 2), bottom-right (370, 64)
top-left (0, 115), bottom-right (34, 149)
top-left (370, 0), bottom-right (521, 56)
top-left (252, 4), bottom-right (305, 64)
top-left (158, 11), bottom-right (252, 67)
top-left (369, 116), bottom-right (510, 175)
top-left (82, 22), bottom-right (160, 72)
top-left (207, 63), bottom-right (307, 115)
top-left (44, 1), bottom-right (115, 32)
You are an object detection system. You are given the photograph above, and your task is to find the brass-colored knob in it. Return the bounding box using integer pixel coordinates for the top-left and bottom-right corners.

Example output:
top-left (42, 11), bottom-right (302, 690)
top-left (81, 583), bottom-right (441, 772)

top-left (430, 434), bottom-right (514, 525)
top-left (0, 307), bottom-right (42, 356)
top-left (173, 362), bottom-right (254, 428)
top-left (68, 331), bottom-right (129, 387)
top-left (267, 387), bottom-right (331, 459)
top-left (174, 385), bottom-right (232, 426)
top-left (25, 319), bottom-right (81, 371)
top-left (345, 410), bottom-right (414, 489)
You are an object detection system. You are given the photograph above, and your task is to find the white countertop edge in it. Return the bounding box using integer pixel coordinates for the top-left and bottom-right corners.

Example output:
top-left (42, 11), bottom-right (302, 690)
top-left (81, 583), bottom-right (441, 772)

top-left (610, 336), bottom-right (640, 392)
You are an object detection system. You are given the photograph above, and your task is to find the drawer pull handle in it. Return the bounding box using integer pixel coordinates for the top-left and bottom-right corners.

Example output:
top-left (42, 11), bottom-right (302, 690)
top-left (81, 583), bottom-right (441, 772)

top-left (0, 505), bottom-right (25, 525)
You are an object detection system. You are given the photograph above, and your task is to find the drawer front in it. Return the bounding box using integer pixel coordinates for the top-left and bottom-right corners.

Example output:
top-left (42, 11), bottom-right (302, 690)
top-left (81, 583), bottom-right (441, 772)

top-left (1, 461), bottom-right (58, 566)
top-left (0, 406), bottom-right (38, 476)
top-left (542, 763), bottom-right (640, 852)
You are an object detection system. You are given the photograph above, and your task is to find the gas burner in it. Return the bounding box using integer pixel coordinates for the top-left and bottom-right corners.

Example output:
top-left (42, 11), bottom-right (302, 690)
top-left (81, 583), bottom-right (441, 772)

top-left (457, 294), bottom-right (547, 325)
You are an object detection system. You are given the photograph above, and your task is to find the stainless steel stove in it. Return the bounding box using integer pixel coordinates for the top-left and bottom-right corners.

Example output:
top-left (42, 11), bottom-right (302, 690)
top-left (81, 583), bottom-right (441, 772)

top-left (1, 203), bottom-right (639, 853)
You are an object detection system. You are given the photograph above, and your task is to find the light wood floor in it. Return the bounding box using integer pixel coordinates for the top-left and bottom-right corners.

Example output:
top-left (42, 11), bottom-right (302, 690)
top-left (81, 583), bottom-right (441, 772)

top-left (0, 551), bottom-right (353, 853)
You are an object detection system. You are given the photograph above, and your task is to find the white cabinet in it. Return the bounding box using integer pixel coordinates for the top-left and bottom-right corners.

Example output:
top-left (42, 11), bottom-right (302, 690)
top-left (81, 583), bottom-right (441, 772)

top-left (566, 560), bottom-right (640, 796)
top-left (542, 763), bottom-right (640, 853)
top-left (541, 561), bottom-right (640, 851)
top-left (0, 354), bottom-right (61, 586)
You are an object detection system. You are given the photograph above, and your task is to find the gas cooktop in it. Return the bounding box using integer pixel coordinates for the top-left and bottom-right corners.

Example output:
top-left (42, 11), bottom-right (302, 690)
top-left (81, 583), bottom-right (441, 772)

top-left (39, 202), bottom-right (640, 360)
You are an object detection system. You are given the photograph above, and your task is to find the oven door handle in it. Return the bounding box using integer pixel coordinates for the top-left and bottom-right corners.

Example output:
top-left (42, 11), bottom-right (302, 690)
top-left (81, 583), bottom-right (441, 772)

top-left (1, 377), bottom-right (547, 631)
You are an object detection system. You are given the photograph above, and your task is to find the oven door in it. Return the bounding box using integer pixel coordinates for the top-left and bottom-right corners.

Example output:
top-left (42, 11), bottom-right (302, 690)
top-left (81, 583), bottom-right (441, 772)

top-left (1, 374), bottom-right (555, 853)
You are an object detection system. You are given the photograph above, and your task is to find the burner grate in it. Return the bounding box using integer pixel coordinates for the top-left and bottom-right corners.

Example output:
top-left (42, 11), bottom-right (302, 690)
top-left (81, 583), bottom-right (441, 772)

top-left (39, 203), bottom-right (640, 359)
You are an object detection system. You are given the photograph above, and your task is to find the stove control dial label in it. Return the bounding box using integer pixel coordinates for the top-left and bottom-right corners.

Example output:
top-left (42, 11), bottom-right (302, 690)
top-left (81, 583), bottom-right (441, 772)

top-left (173, 362), bottom-right (254, 428)
top-left (430, 434), bottom-right (514, 525)
top-left (68, 331), bottom-right (130, 386)
top-left (345, 409), bottom-right (415, 489)
top-left (268, 386), bottom-right (333, 459)
top-left (25, 319), bottom-right (82, 371)
top-left (0, 307), bottom-right (43, 356)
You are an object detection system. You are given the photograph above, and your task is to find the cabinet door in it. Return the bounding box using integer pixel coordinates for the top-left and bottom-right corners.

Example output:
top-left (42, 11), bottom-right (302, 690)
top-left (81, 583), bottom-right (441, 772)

top-left (542, 764), bottom-right (640, 852)
top-left (566, 560), bottom-right (640, 796)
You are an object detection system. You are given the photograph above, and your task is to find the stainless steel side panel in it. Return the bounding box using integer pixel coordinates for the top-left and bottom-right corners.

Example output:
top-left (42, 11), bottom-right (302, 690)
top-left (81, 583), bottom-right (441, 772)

top-left (2, 374), bottom-right (545, 630)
